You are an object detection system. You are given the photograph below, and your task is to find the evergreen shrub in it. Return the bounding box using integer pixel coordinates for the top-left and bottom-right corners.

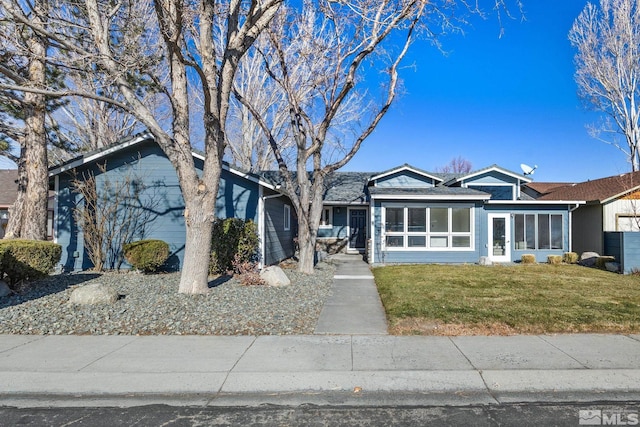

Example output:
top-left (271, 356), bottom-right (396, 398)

top-left (0, 240), bottom-right (62, 285)
top-left (209, 218), bottom-right (259, 275)
top-left (123, 239), bottom-right (169, 273)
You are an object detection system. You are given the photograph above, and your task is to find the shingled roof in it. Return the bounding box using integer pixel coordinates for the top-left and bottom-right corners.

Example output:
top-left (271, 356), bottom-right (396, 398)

top-left (537, 171), bottom-right (640, 203)
top-left (0, 169), bottom-right (18, 207)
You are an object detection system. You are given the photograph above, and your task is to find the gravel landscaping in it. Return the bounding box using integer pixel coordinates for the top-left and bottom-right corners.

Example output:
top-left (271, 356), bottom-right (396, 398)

top-left (0, 261), bottom-right (335, 335)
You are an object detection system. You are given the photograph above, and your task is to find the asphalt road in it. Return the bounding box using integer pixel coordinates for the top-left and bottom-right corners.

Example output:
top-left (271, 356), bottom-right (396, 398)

top-left (2, 402), bottom-right (640, 427)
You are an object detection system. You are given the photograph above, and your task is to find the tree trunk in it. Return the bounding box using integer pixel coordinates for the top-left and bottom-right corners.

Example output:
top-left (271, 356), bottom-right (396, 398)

top-left (5, 1), bottom-right (48, 240)
top-left (297, 216), bottom-right (316, 274)
top-left (179, 209), bottom-right (214, 294)
top-left (4, 160), bottom-right (26, 239)
top-left (176, 162), bottom-right (220, 294)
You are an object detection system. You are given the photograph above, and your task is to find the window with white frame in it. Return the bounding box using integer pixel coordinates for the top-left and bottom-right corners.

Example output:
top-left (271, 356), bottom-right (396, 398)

top-left (284, 204), bottom-right (291, 231)
top-left (383, 205), bottom-right (473, 250)
top-left (514, 213), bottom-right (563, 250)
top-left (320, 207), bottom-right (333, 228)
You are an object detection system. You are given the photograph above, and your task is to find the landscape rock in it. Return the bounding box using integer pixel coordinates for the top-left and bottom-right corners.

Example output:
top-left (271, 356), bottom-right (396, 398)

top-left (478, 256), bottom-right (492, 266)
top-left (68, 282), bottom-right (119, 305)
top-left (579, 251), bottom-right (600, 267)
top-left (260, 266), bottom-right (291, 287)
top-left (0, 280), bottom-right (11, 298)
top-left (605, 262), bottom-right (621, 273)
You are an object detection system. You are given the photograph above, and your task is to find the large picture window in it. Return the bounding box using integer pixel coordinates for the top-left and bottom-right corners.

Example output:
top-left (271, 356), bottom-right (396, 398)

top-left (384, 205), bottom-right (473, 250)
top-left (514, 213), bottom-right (563, 250)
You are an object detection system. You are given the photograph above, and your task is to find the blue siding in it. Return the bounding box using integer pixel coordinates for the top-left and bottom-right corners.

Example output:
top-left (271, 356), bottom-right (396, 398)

top-left (54, 139), bottom-right (261, 271)
top-left (317, 206), bottom-right (349, 239)
top-left (375, 171), bottom-right (435, 188)
top-left (468, 185), bottom-right (514, 200)
top-left (463, 171), bottom-right (520, 185)
top-left (605, 232), bottom-right (640, 273)
top-left (263, 190), bottom-right (296, 265)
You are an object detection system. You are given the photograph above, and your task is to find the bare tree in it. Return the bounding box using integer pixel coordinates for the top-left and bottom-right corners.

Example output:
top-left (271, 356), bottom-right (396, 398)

top-left (0, 0), bottom-right (282, 293)
top-left (226, 34), bottom-right (292, 172)
top-left (239, 1), bottom-right (517, 273)
top-left (569, 0), bottom-right (640, 171)
top-left (436, 156), bottom-right (473, 174)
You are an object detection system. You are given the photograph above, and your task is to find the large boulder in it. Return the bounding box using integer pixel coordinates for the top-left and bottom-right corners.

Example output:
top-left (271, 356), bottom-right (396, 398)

top-left (260, 266), bottom-right (291, 287)
top-left (579, 252), bottom-right (600, 267)
top-left (69, 283), bottom-right (119, 305)
top-left (0, 280), bottom-right (11, 298)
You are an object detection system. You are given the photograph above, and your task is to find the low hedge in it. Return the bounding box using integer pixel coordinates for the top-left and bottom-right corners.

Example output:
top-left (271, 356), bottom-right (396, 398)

top-left (0, 239), bottom-right (62, 285)
top-left (521, 254), bottom-right (536, 264)
top-left (123, 239), bottom-right (169, 273)
top-left (547, 255), bottom-right (562, 265)
top-left (563, 252), bottom-right (579, 264)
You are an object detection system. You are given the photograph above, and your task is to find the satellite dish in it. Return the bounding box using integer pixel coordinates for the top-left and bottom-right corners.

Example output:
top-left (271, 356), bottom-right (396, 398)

top-left (520, 163), bottom-right (537, 176)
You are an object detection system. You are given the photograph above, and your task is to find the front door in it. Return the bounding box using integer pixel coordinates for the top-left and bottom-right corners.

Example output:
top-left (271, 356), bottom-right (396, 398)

top-left (349, 209), bottom-right (367, 251)
top-left (488, 214), bottom-right (511, 262)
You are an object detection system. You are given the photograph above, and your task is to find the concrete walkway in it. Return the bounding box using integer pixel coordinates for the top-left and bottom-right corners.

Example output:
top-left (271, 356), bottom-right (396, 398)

top-left (314, 254), bottom-right (388, 335)
top-left (1, 334), bottom-right (640, 407)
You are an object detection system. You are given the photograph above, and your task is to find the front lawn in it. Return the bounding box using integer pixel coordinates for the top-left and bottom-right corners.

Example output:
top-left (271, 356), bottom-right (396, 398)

top-left (373, 264), bottom-right (640, 335)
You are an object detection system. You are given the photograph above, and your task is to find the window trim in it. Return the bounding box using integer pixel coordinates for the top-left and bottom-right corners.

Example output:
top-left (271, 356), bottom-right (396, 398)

top-left (382, 204), bottom-right (474, 251)
top-left (283, 204), bottom-right (291, 231)
top-left (319, 207), bottom-right (333, 229)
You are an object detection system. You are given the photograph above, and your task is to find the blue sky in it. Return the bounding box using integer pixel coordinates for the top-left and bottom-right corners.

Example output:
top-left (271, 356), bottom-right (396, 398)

top-left (342, 0), bottom-right (628, 183)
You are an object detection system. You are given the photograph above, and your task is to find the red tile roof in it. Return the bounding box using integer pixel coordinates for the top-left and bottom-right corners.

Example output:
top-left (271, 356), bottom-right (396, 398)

top-left (537, 171), bottom-right (640, 203)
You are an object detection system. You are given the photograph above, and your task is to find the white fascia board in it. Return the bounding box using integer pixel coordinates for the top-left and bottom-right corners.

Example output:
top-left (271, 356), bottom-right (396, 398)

top-left (601, 185), bottom-right (640, 204)
top-left (371, 194), bottom-right (490, 201)
top-left (48, 134), bottom-right (151, 177)
top-left (191, 152), bottom-right (277, 191)
top-left (370, 165), bottom-right (443, 185)
top-left (486, 200), bottom-right (586, 205)
top-left (447, 166), bottom-right (532, 186)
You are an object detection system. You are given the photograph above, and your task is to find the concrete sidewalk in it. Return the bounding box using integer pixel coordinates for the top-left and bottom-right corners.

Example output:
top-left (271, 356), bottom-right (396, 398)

top-left (1, 334), bottom-right (640, 407)
top-left (314, 254), bottom-right (388, 335)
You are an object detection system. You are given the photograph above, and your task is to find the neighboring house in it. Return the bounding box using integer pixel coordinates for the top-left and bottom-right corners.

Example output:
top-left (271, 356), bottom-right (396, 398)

top-left (0, 169), bottom-right (18, 238)
top-left (49, 134), bottom-right (296, 271)
top-left (316, 164), bottom-right (584, 265)
top-left (530, 171), bottom-right (640, 272)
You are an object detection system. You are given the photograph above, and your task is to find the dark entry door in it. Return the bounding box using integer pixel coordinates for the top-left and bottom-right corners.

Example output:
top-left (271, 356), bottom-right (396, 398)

top-left (349, 209), bottom-right (367, 250)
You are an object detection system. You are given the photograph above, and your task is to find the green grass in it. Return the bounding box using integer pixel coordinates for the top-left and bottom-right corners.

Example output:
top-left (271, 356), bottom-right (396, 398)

top-left (373, 264), bottom-right (640, 335)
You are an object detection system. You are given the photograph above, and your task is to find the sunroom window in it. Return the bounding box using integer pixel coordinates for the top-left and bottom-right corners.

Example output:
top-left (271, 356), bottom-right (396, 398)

top-left (514, 213), bottom-right (563, 250)
top-left (384, 206), bottom-right (473, 250)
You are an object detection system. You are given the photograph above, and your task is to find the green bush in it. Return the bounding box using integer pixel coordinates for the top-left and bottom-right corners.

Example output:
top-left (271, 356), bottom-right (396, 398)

top-left (595, 256), bottom-right (616, 270)
top-left (547, 255), bottom-right (562, 265)
top-left (210, 218), bottom-right (260, 275)
top-left (521, 254), bottom-right (536, 264)
top-left (563, 252), bottom-right (579, 264)
top-left (123, 239), bottom-right (169, 273)
top-left (0, 239), bottom-right (62, 285)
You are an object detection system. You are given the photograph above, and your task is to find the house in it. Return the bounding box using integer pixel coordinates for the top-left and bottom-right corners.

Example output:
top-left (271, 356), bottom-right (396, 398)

top-left (49, 133), bottom-right (585, 271)
top-left (316, 164), bottom-right (584, 264)
top-left (49, 133), bottom-right (296, 271)
top-left (0, 170), bottom-right (18, 239)
top-left (531, 171), bottom-right (640, 272)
